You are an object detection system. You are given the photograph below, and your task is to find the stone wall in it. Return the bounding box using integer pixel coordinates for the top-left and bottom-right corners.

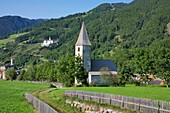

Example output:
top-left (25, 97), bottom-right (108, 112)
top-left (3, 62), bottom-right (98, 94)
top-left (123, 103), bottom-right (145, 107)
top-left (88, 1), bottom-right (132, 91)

top-left (66, 100), bottom-right (121, 113)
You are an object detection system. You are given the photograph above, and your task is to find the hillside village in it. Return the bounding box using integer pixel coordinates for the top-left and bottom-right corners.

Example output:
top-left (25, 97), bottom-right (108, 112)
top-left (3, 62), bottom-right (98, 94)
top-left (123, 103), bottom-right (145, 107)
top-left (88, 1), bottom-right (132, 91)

top-left (0, 0), bottom-right (170, 113)
top-left (0, 22), bottom-right (118, 85)
top-left (0, 0), bottom-right (170, 86)
top-left (0, 22), bottom-right (167, 86)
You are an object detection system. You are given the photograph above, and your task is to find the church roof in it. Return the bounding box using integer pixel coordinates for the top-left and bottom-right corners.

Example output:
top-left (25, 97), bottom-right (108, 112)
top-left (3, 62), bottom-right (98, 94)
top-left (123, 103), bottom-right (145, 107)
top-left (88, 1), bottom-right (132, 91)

top-left (91, 60), bottom-right (117, 71)
top-left (76, 22), bottom-right (92, 46)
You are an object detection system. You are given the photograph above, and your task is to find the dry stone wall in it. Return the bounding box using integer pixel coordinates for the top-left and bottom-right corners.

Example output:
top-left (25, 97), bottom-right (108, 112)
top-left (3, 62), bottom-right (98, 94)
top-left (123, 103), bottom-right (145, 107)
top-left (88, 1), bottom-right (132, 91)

top-left (66, 100), bottom-right (121, 113)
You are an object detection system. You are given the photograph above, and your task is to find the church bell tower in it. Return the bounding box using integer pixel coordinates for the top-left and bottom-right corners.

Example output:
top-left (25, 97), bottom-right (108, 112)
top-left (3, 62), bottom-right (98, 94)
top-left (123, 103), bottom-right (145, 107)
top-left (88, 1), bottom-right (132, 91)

top-left (75, 22), bottom-right (91, 72)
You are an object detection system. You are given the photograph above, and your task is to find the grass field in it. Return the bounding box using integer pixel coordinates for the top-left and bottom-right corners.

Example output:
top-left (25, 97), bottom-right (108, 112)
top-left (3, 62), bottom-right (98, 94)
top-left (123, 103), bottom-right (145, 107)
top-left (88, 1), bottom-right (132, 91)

top-left (1, 80), bottom-right (169, 113)
top-left (0, 80), bottom-right (49, 113)
top-left (67, 85), bottom-right (170, 102)
top-left (50, 85), bottom-right (170, 102)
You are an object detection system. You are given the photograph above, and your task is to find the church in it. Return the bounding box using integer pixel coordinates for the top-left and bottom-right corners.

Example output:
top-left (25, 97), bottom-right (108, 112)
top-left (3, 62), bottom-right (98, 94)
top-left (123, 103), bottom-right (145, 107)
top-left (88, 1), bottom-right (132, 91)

top-left (75, 22), bottom-right (117, 85)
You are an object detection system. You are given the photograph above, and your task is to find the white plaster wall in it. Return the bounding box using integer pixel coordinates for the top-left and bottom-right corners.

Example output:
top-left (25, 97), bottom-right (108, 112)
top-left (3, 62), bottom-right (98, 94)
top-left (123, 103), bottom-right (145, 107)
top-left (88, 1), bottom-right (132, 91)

top-left (75, 46), bottom-right (83, 56)
top-left (2, 71), bottom-right (6, 80)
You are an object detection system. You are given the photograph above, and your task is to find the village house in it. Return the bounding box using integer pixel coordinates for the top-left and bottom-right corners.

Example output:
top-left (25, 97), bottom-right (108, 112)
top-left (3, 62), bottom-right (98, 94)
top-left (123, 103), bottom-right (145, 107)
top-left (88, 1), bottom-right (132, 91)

top-left (0, 66), bottom-right (6, 80)
top-left (75, 22), bottom-right (117, 85)
top-left (0, 59), bottom-right (15, 80)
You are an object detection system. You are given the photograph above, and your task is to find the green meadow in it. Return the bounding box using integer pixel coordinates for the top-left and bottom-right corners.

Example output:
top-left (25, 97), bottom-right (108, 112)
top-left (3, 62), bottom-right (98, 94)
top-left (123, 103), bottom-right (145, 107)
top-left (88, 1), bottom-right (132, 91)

top-left (9, 32), bottom-right (28, 39)
top-left (0, 80), bottom-right (49, 113)
top-left (0, 32), bottom-right (28, 48)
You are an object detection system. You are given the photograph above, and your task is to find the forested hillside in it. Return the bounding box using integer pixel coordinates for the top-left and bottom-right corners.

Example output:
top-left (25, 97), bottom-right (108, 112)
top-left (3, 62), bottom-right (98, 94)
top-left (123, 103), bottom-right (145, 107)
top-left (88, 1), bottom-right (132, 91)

top-left (0, 16), bottom-right (45, 37)
top-left (0, 0), bottom-right (169, 84)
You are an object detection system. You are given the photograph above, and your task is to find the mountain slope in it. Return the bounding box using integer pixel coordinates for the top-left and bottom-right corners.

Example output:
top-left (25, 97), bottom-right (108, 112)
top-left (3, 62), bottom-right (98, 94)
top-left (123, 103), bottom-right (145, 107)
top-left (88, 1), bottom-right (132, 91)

top-left (0, 0), bottom-right (170, 67)
top-left (0, 16), bottom-right (45, 37)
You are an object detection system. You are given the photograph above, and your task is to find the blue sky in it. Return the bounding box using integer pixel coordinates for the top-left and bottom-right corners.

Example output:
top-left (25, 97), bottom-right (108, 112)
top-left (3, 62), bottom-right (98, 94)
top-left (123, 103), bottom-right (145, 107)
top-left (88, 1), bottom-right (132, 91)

top-left (0, 0), bottom-right (133, 19)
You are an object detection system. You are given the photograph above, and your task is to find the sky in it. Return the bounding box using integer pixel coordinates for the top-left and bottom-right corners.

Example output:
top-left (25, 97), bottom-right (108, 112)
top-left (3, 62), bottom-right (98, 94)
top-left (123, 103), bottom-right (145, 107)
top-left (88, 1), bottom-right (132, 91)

top-left (0, 0), bottom-right (133, 19)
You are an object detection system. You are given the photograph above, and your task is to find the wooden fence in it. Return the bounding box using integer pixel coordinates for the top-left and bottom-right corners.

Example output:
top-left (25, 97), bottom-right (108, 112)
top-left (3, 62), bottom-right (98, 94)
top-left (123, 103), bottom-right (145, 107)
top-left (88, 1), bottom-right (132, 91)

top-left (25, 93), bottom-right (58, 113)
top-left (65, 90), bottom-right (170, 113)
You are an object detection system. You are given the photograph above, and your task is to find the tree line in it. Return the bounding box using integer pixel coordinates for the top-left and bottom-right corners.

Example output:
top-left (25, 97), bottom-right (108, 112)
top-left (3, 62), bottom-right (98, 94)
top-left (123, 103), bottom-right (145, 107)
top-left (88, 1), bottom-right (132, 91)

top-left (5, 54), bottom-right (87, 87)
top-left (112, 45), bottom-right (170, 87)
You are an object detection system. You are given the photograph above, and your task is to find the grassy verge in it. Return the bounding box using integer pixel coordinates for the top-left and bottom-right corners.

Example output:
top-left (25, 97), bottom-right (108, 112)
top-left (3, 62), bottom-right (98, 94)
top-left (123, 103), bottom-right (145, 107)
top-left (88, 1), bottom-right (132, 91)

top-left (0, 80), bottom-right (49, 113)
top-left (32, 88), bottom-right (134, 113)
top-left (32, 88), bottom-right (83, 113)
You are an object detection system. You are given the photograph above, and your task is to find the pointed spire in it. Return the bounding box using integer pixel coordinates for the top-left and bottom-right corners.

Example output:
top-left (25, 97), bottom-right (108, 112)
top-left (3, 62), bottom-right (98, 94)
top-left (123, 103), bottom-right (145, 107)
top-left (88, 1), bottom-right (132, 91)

top-left (76, 22), bottom-right (91, 46)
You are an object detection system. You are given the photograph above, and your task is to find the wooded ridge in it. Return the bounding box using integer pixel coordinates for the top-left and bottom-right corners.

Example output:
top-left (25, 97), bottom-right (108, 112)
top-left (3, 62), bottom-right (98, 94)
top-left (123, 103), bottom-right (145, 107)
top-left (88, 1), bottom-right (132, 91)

top-left (0, 16), bottom-right (45, 37)
top-left (0, 0), bottom-right (169, 85)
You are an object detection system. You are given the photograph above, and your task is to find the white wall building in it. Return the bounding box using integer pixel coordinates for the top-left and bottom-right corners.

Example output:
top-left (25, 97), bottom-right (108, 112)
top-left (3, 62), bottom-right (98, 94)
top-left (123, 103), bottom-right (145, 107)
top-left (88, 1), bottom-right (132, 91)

top-left (41, 37), bottom-right (54, 47)
top-left (0, 66), bottom-right (6, 80)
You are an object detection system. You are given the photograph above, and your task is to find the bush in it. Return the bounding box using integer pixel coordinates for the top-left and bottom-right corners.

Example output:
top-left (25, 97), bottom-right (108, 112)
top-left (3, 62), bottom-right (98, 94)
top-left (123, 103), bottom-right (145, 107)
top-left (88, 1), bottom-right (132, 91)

top-left (135, 81), bottom-right (141, 86)
top-left (89, 82), bottom-right (96, 87)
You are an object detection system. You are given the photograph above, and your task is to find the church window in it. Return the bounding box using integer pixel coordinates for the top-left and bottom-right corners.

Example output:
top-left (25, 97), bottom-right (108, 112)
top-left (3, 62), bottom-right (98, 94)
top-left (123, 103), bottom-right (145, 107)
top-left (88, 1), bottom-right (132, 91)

top-left (78, 47), bottom-right (80, 52)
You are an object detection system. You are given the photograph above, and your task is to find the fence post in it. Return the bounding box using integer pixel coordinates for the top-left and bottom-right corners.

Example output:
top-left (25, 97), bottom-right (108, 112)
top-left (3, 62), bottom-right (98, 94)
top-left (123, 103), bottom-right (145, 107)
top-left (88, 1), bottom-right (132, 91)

top-left (82, 94), bottom-right (84, 100)
top-left (110, 98), bottom-right (112, 105)
top-left (70, 91), bottom-right (72, 97)
top-left (121, 96), bottom-right (124, 108)
top-left (76, 93), bottom-right (78, 98)
top-left (138, 99), bottom-right (141, 112)
top-left (158, 101), bottom-right (160, 113)
top-left (99, 97), bottom-right (101, 103)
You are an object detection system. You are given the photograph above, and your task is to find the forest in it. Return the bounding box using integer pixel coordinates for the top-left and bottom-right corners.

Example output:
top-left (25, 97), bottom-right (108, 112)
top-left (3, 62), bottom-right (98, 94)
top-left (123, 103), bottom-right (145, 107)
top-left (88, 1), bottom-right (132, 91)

top-left (0, 0), bottom-right (170, 86)
top-left (0, 16), bottom-right (44, 37)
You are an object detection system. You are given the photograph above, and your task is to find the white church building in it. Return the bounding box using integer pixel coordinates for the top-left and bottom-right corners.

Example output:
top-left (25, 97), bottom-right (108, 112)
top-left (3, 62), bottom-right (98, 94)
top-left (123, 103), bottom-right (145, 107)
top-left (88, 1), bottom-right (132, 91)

top-left (75, 22), bottom-right (117, 85)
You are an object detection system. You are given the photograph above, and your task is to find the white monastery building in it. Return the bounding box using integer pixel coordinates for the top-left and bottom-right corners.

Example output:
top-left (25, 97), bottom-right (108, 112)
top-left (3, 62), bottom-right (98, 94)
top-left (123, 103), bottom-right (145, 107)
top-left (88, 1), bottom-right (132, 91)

top-left (75, 22), bottom-right (117, 85)
top-left (41, 37), bottom-right (54, 47)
